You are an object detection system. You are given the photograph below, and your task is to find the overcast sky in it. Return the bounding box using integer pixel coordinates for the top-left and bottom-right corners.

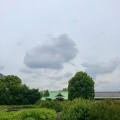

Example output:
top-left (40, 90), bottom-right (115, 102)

top-left (0, 0), bottom-right (120, 91)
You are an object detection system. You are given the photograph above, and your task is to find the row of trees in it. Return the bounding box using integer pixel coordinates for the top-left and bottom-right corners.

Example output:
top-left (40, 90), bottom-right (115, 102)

top-left (0, 75), bottom-right (41, 105)
top-left (0, 71), bottom-right (95, 105)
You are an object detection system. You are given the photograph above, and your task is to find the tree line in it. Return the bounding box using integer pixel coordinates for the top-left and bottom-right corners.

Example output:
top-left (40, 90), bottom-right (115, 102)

top-left (0, 71), bottom-right (95, 105)
top-left (0, 75), bottom-right (41, 105)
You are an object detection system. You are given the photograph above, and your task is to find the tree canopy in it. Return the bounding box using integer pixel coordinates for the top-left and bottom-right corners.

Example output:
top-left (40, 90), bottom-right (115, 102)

top-left (0, 75), bottom-right (41, 105)
top-left (63, 88), bottom-right (68, 91)
top-left (43, 90), bottom-right (50, 97)
top-left (68, 71), bottom-right (95, 100)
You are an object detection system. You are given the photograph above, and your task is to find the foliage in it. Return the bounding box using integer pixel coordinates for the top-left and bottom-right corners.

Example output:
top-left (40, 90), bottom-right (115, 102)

top-left (0, 108), bottom-right (56, 120)
top-left (68, 71), bottom-right (94, 100)
top-left (0, 75), bottom-right (22, 105)
top-left (63, 88), bottom-right (68, 91)
top-left (39, 92), bottom-right (43, 98)
top-left (15, 108), bottom-right (56, 120)
top-left (87, 99), bottom-right (120, 120)
top-left (60, 98), bottom-right (92, 120)
top-left (0, 75), bottom-right (41, 105)
top-left (43, 90), bottom-right (50, 97)
top-left (36, 100), bottom-right (62, 112)
top-left (0, 100), bottom-right (120, 120)
top-left (0, 111), bottom-right (17, 120)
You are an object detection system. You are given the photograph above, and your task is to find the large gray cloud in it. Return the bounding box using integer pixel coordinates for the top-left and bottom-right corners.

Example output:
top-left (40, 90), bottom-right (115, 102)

top-left (24, 34), bottom-right (78, 69)
top-left (82, 58), bottom-right (120, 79)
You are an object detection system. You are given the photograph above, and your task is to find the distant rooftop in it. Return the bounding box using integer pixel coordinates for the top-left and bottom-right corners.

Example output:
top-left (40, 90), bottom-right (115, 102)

top-left (95, 91), bottom-right (120, 98)
top-left (41, 91), bottom-right (120, 100)
top-left (41, 91), bottom-right (68, 100)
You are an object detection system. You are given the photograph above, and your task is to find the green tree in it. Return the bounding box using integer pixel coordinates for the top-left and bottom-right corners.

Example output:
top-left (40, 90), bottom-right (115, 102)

top-left (0, 77), bottom-right (9, 104)
top-left (68, 71), bottom-right (94, 100)
top-left (0, 75), bottom-right (41, 105)
top-left (0, 75), bottom-right (22, 104)
top-left (27, 88), bottom-right (41, 104)
top-left (40, 92), bottom-right (43, 97)
top-left (63, 88), bottom-right (68, 91)
top-left (44, 90), bottom-right (50, 97)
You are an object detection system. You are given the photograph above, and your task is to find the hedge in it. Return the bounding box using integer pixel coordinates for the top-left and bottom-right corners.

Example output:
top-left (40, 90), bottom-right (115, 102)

top-left (0, 108), bottom-right (56, 120)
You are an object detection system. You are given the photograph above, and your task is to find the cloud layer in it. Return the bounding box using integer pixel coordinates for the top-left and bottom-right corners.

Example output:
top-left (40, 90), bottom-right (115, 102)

top-left (24, 34), bottom-right (78, 69)
top-left (82, 58), bottom-right (120, 79)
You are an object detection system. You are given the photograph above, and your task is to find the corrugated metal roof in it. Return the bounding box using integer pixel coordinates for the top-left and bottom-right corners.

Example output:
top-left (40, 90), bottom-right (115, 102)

top-left (95, 92), bottom-right (120, 97)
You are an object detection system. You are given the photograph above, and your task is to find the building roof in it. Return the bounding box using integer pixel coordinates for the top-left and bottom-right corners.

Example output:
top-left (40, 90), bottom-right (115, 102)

top-left (95, 92), bottom-right (120, 99)
top-left (41, 91), bottom-right (68, 100)
top-left (41, 91), bottom-right (120, 100)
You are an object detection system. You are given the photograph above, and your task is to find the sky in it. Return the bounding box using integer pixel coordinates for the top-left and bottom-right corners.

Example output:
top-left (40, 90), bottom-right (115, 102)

top-left (0, 0), bottom-right (120, 91)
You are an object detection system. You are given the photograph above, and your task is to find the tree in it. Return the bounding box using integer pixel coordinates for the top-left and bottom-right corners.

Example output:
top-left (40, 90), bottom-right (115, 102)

top-left (26, 88), bottom-right (41, 104)
top-left (44, 90), bottom-right (50, 97)
top-left (63, 88), bottom-right (68, 91)
top-left (68, 71), bottom-right (94, 100)
top-left (0, 75), bottom-right (41, 105)
top-left (40, 92), bottom-right (43, 97)
top-left (0, 75), bottom-right (22, 104)
top-left (0, 77), bottom-right (9, 104)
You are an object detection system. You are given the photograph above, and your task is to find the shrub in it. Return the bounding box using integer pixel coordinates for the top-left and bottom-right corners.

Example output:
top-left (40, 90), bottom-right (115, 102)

top-left (87, 100), bottom-right (120, 120)
top-left (0, 108), bottom-right (56, 120)
top-left (60, 98), bottom-right (92, 120)
top-left (36, 101), bottom-right (62, 112)
top-left (0, 111), bottom-right (17, 120)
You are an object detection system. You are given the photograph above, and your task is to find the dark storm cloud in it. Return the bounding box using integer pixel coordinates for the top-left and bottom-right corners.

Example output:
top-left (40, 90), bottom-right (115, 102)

top-left (82, 58), bottom-right (120, 79)
top-left (0, 65), bottom-right (5, 70)
top-left (24, 34), bottom-right (78, 69)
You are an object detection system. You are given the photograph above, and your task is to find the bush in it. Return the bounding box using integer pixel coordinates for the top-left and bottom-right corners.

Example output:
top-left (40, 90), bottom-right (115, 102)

top-left (0, 111), bottom-right (17, 120)
top-left (36, 101), bottom-right (62, 112)
top-left (87, 100), bottom-right (120, 120)
top-left (0, 108), bottom-right (56, 120)
top-left (60, 98), bottom-right (92, 120)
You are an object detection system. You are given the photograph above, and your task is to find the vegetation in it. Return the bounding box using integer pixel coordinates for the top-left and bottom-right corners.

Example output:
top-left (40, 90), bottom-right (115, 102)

top-left (68, 71), bottom-right (94, 100)
top-left (0, 99), bottom-right (120, 120)
top-left (36, 100), bottom-right (62, 112)
top-left (43, 90), bottom-right (50, 97)
top-left (0, 75), bottom-right (41, 105)
top-left (0, 108), bottom-right (56, 120)
top-left (62, 88), bottom-right (68, 91)
top-left (87, 99), bottom-right (120, 120)
top-left (60, 98), bottom-right (92, 120)
top-left (60, 99), bottom-right (120, 120)
top-left (0, 74), bottom-right (120, 120)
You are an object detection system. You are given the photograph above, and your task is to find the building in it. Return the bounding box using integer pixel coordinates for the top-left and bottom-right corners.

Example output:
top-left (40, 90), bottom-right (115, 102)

top-left (95, 92), bottom-right (120, 100)
top-left (41, 91), bottom-right (68, 101)
top-left (41, 91), bottom-right (120, 100)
